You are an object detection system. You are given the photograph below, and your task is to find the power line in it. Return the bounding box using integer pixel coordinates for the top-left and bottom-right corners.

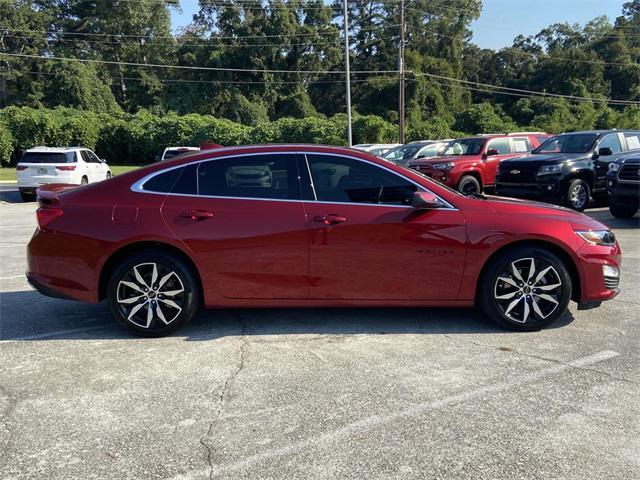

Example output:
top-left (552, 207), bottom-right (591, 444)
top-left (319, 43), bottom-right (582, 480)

top-left (412, 72), bottom-right (640, 106)
top-left (1, 68), bottom-right (376, 85)
top-left (0, 52), bottom-right (401, 75)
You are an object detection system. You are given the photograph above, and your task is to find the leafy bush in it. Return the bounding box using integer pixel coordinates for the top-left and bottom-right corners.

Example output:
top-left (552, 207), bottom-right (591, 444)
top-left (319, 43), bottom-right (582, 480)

top-left (352, 115), bottom-right (398, 144)
top-left (0, 122), bottom-right (13, 166)
top-left (453, 103), bottom-right (517, 134)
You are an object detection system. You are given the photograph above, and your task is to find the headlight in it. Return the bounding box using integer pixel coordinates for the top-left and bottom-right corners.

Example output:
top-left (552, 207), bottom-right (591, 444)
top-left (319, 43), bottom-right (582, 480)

top-left (537, 164), bottom-right (562, 175)
top-left (608, 162), bottom-right (620, 173)
top-left (432, 162), bottom-right (453, 171)
top-left (576, 230), bottom-right (616, 246)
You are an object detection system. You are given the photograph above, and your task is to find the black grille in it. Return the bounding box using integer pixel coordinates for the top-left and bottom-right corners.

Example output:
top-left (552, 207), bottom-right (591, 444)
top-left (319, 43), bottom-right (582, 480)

top-left (604, 276), bottom-right (619, 290)
top-left (497, 164), bottom-right (539, 183)
top-left (618, 164), bottom-right (640, 181)
top-left (412, 165), bottom-right (432, 177)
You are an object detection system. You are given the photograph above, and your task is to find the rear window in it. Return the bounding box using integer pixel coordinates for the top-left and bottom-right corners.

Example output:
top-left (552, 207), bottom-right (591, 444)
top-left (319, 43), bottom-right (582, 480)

top-left (20, 152), bottom-right (76, 164)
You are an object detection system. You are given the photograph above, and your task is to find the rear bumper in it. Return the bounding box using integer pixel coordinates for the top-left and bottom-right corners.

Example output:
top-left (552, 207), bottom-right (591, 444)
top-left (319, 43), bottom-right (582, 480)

top-left (27, 229), bottom-right (99, 303)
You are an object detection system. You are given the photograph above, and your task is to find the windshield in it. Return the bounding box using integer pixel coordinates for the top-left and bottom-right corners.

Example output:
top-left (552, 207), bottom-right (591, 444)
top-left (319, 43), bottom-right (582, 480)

top-left (382, 144), bottom-right (423, 164)
top-left (533, 134), bottom-right (598, 154)
top-left (443, 138), bottom-right (486, 156)
top-left (19, 152), bottom-right (76, 164)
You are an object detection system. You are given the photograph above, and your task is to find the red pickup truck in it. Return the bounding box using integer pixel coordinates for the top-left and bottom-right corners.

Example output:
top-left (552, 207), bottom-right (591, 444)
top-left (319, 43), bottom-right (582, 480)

top-left (407, 133), bottom-right (550, 194)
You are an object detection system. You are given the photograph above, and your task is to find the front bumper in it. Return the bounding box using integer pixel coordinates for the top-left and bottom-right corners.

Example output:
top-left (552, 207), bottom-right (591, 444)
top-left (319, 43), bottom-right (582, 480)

top-left (607, 179), bottom-right (640, 207)
top-left (575, 240), bottom-right (622, 303)
top-left (495, 180), bottom-right (562, 200)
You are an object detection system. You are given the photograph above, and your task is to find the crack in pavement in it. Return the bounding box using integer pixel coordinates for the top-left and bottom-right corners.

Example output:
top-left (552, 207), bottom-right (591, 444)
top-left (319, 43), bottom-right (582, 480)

top-left (442, 334), bottom-right (640, 387)
top-left (200, 313), bottom-right (249, 480)
top-left (0, 384), bottom-right (16, 464)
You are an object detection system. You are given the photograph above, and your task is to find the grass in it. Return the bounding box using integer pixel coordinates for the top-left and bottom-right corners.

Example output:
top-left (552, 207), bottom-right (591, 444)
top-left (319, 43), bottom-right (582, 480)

top-left (0, 165), bottom-right (141, 181)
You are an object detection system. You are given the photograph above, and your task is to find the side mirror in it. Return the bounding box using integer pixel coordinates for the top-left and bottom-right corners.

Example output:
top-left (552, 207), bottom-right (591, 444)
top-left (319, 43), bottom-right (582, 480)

top-left (411, 191), bottom-right (444, 210)
top-left (598, 147), bottom-right (613, 156)
top-left (486, 148), bottom-right (499, 157)
top-left (154, 154), bottom-right (161, 162)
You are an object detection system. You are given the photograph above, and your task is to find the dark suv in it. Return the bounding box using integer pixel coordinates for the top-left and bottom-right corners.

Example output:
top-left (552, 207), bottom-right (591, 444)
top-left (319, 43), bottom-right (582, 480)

top-left (607, 154), bottom-right (640, 218)
top-left (496, 130), bottom-right (640, 211)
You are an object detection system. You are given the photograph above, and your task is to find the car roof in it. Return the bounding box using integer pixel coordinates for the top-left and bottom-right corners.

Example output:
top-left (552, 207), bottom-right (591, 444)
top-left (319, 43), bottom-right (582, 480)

top-left (25, 146), bottom-right (87, 153)
top-left (555, 130), bottom-right (637, 136)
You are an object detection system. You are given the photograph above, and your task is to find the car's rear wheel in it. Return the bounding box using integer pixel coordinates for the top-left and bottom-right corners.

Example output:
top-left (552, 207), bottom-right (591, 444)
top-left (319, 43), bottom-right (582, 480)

top-left (458, 175), bottom-right (481, 195)
top-left (81, 176), bottom-right (88, 185)
top-left (479, 247), bottom-right (572, 331)
top-left (609, 203), bottom-right (638, 219)
top-left (107, 250), bottom-right (200, 337)
top-left (565, 179), bottom-right (590, 211)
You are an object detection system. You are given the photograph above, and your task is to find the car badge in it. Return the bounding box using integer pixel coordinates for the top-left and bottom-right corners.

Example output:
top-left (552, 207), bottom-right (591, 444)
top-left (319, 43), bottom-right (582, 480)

top-left (510, 169), bottom-right (520, 174)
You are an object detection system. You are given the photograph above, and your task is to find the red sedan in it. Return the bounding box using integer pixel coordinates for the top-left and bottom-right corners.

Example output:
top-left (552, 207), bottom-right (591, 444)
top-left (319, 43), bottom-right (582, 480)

top-left (27, 145), bottom-right (621, 336)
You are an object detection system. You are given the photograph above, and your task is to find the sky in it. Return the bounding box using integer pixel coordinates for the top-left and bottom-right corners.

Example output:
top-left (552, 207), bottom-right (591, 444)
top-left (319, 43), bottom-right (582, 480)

top-left (170, 0), bottom-right (626, 51)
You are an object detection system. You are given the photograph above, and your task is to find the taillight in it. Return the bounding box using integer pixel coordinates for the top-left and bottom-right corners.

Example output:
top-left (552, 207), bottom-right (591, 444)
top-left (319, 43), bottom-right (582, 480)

top-left (16, 165), bottom-right (27, 171)
top-left (36, 207), bottom-right (64, 229)
top-left (55, 166), bottom-right (76, 171)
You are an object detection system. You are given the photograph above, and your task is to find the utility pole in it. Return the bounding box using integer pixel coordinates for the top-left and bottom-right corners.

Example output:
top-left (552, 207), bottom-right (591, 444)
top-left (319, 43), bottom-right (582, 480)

top-left (343, 0), bottom-right (352, 146)
top-left (398, 0), bottom-right (405, 144)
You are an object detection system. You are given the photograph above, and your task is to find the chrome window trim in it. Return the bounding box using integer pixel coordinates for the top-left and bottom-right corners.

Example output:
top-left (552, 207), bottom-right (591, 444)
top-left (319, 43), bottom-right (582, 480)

top-left (130, 150), bottom-right (458, 210)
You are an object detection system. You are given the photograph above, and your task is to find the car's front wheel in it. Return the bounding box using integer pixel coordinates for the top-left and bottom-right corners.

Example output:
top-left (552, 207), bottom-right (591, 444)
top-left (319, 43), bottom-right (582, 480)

top-left (479, 247), bottom-right (572, 331)
top-left (565, 179), bottom-right (590, 211)
top-left (458, 175), bottom-right (482, 195)
top-left (107, 250), bottom-right (200, 337)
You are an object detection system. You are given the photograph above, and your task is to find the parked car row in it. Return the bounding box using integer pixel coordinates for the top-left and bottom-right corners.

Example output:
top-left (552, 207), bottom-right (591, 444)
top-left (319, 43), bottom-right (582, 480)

top-left (378, 130), bottom-right (640, 217)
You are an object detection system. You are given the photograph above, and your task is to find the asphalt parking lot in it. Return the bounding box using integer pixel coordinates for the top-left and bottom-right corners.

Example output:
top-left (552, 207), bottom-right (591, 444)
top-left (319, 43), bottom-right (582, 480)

top-left (1, 187), bottom-right (639, 479)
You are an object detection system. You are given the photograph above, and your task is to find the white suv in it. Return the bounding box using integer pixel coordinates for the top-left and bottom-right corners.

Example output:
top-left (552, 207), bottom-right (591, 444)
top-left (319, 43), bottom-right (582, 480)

top-left (16, 147), bottom-right (112, 201)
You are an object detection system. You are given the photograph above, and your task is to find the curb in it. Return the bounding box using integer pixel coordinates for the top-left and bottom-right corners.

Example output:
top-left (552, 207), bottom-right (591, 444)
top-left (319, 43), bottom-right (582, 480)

top-left (0, 180), bottom-right (17, 184)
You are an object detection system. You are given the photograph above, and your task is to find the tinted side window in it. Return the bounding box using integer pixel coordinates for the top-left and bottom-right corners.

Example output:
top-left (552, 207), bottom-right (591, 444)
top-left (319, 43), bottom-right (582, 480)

top-left (143, 168), bottom-right (182, 193)
top-left (142, 165), bottom-right (198, 194)
top-left (624, 132), bottom-right (640, 151)
top-left (197, 154), bottom-right (300, 200)
top-left (80, 151), bottom-right (92, 163)
top-left (599, 134), bottom-right (622, 154)
top-left (88, 151), bottom-right (101, 163)
top-left (486, 138), bottom-right (511, 155)
top-left (306, 154), bottom-right (417, 205)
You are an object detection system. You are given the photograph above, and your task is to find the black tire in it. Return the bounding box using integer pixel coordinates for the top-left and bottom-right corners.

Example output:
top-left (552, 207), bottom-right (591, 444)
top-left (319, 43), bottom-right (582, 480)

top-left (107, 249), bottom-right (200, 337)
top-left (81, 176), bottom-right (88, 185)
top-left (565, 178), bottom-right (590, 211)
top-left (479, 246), bottom-right (572, 332)
top-left (609, 203), bottom-right (638, 219)
top-left (20, 191), bottom-right (36, 202)
top-left (457, 175), bottom-right (482, 195)
top-left (106, 171), bottom-right (112, 179)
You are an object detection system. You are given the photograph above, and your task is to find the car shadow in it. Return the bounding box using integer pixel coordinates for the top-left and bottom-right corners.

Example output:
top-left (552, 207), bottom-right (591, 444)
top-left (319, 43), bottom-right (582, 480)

top-left (0, 188), bottom-right (32, 204)
top-left (585, 208), bottom-right (639, 230)
top-left (0, 289), bottom-right (575, 342)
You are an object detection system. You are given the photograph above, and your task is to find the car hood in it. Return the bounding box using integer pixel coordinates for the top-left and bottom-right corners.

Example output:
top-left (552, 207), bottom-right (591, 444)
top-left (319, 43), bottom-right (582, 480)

top-left (482, 195), bottom-right (608, 231)
top-left (501, 153), bottom-right (587, 166)
top-left (409, 155), bottom-right (463, 166)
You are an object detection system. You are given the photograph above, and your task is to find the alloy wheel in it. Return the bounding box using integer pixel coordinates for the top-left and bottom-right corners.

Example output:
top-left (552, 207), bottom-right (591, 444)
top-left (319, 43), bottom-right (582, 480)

top-left (569, 183), bottom-right (587, 209)
top-left (116, 262), bottom-right (185, 329)
top-left (493, 257), bottom-right (562, 324)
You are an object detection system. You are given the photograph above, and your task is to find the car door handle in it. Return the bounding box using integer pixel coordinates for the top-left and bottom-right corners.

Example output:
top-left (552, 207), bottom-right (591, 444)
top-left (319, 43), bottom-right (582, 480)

top-left (313, 214), bottom-right (347, 225)
top-left (180, 209), bottom-right (214, 220)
